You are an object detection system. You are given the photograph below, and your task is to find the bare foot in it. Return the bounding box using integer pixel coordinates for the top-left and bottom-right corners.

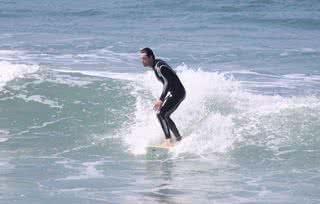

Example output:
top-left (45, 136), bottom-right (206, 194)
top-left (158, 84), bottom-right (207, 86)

top-left (159, 139), bottom-right (175, 147)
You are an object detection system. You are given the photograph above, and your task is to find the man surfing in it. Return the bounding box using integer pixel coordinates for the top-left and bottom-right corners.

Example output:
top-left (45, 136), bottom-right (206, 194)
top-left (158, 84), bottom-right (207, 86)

top-left (140, 47), bottom-right (186, 147)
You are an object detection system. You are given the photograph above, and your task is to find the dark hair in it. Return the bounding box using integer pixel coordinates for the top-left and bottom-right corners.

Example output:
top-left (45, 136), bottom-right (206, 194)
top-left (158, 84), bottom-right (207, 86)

top-left (140, 47), bottom-right (155, 60)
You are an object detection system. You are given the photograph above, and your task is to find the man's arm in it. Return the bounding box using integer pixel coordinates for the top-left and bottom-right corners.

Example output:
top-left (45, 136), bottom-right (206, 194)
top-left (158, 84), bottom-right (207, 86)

top-left (159, 65), bottom-right (174, 101)
top-left (153, 68), bottom-right (164, 84)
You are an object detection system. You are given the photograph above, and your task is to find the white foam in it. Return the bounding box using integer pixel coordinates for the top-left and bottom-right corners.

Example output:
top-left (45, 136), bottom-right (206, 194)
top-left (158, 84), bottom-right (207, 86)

top-left (119, 64), bottom-right (320, 156)
top-left (52, 68), bottom-right (140, 81)
top-left (301, 47), bottom-right (317, 53)
top-left (58, 161), bottom-right (104, 180)
top-left (0, 50), bottom-right (23, 55)
top-left (280, 47), bottom-right (318, 56)
top-left (283, 73), bottom-right (320, 82)
top-left (121, 65), bottom-right (243, 155)
top-left (0, 49), bottom-right (25, 61)
top-left (173, 113), bottom-right (236, 155)
top-left (0, 61), bottom-right (39, 91)
top-left (34, 69), bottom-right (93, 87)
top-left (14, 94), bottom-right (62, 109)
top-left (0, 130), bottom-right (9, 143)
top-left (0, 138), bottom-right (8, 143)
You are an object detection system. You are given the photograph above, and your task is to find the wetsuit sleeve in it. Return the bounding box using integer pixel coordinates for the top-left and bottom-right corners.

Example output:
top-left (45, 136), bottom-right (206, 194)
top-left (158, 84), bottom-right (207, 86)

top-left (154, 68), bottom-right (164, 84)
top-left (159, 66), bottom-right (174, 101)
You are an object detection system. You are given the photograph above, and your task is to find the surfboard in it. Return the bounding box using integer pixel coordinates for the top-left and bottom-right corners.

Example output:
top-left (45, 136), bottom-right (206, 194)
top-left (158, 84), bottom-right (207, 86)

top-left (146, 144), bottom-right (174, 153)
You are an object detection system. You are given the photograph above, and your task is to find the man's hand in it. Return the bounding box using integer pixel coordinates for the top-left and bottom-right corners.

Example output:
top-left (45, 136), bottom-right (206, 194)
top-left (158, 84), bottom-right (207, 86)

top-left (153, 99), bottom-right (163, 111)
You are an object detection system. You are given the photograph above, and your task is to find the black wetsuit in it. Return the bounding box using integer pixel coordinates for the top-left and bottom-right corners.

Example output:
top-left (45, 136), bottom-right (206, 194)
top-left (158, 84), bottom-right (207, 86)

top-left (152, 58), bottom-right (186, 141)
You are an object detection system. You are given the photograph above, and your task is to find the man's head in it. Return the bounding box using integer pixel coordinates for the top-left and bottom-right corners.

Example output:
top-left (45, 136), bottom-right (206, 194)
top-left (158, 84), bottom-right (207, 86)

top-left (140, 47), bottom-right (155, 67)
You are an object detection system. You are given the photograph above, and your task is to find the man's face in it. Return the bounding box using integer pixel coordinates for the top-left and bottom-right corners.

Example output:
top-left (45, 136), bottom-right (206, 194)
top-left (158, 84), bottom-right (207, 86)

top-left (140, 53), bottom-right (153, 67)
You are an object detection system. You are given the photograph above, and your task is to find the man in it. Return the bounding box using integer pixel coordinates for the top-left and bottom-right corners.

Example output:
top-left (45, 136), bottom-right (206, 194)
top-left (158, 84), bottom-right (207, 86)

top-left (140, 47), bottom-right (186, 147)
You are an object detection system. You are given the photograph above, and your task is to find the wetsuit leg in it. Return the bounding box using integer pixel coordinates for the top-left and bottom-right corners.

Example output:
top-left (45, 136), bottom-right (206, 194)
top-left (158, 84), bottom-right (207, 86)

top-left (156, 111), bottom-right (171, 139)
top-left (156, 93), bottom-right (185, 141)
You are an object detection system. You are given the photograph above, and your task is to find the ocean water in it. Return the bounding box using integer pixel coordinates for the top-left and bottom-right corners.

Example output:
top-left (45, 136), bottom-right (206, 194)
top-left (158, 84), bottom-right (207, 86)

top-left (1, 0), bottom-right (320, 203)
